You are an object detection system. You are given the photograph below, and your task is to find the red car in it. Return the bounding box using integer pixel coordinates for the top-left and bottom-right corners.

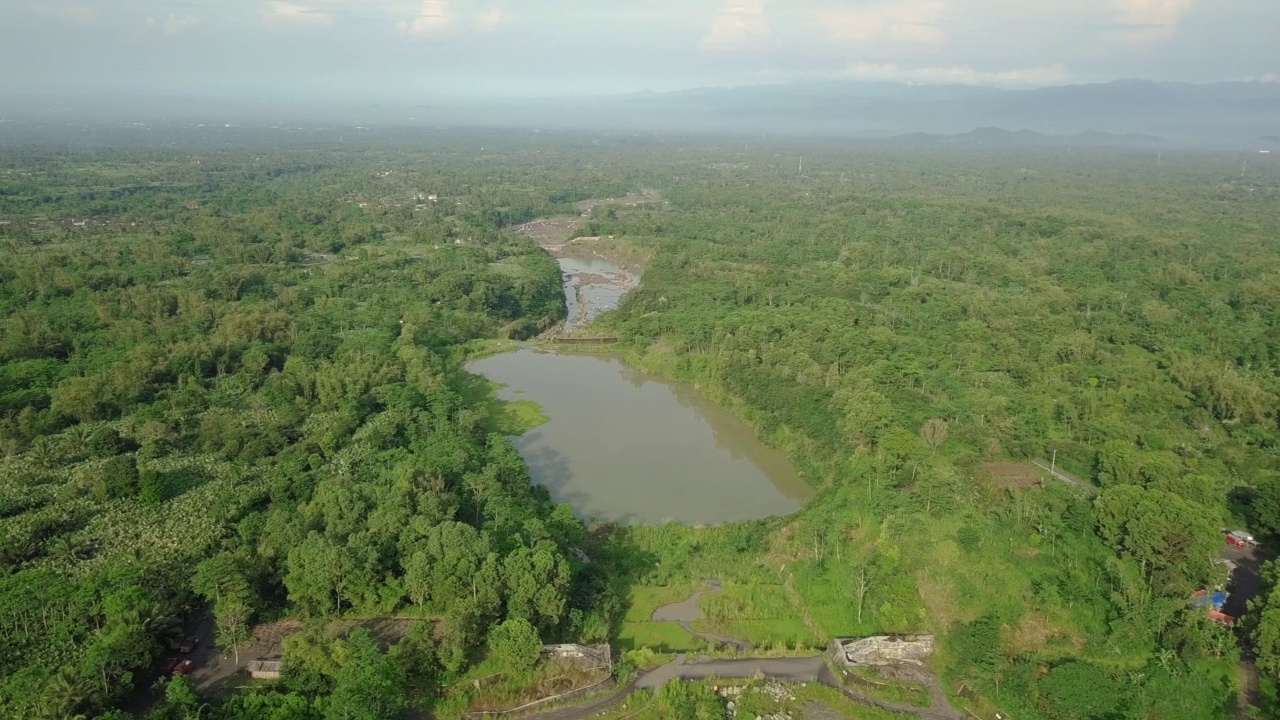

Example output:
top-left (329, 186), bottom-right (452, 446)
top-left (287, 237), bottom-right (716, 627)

top-left (1226, 530), bottom-right (1257, 548)
top-left (165, 658), bottom-right (195, 676)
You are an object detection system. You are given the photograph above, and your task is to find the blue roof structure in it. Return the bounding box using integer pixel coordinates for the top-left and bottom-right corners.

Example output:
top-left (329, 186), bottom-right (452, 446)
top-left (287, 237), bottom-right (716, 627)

top-left (1192, 591), bottom-right (1228, 609)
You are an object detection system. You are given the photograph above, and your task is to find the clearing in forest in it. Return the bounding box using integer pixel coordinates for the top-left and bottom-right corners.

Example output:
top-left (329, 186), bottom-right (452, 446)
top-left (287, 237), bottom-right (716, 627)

top-left (979, 463), bottom-right (1041, 490)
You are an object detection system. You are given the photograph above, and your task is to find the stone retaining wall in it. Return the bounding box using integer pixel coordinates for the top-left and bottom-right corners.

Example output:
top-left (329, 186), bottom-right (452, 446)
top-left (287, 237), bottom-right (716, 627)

top-left (830, 635), bottom-right (935, 666)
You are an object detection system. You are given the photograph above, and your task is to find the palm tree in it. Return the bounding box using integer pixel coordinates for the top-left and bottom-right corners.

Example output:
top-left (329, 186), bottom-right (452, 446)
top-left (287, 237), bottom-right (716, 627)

top-left (37, 666), bottom-right (89, 720)
top-left (1, 536), bottom-right (36, 569)
top-left (29, 437), bottom-right (59, 469)
top-left (46, 536), bottom-right (89, 566)
top-left (137, 603), bottom-right (184, 649)
top-left (62, 425), bottom-right (93, 460)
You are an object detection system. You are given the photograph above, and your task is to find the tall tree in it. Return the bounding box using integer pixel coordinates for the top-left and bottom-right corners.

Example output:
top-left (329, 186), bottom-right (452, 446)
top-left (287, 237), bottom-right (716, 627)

top-left (324, 629), bottom-right (406, 720)
top-left (488, 618), bottom-right (542, 673)
top-left (919, 417), bottom-right (948, 452)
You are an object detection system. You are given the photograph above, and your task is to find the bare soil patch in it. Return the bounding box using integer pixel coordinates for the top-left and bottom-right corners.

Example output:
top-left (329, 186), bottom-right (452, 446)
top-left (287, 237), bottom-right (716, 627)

top-left (575, 191), bottom-right (661, 214)
top-left (513, 218), bottom-right (584, 246)
top-left (979, 463), bottom-right (1041, 490)
top-left (1004, 611), bottom-right (1081, 654)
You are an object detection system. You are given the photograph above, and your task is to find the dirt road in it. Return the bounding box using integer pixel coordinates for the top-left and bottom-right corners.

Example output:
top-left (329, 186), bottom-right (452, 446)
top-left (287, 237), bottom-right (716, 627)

top-left (651, 579), bottom-right (755, 651)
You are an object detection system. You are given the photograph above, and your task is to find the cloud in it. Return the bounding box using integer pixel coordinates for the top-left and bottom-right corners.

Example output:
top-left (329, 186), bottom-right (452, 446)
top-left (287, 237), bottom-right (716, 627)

top-left (30, 3), bottom-right (99, 25)
top-left (701, 0), bottom-right (769, 50)
top-left (842, 62), bottom-right (1071, 86)
top-left (162, 14), bottom-right (202, 35)
top-left (261, 2), bottom-right (333, 29)
top-left (1119, 0), bottom-right (1192, 26)
top-left (1115, 0), bottom-right (1191, 42)
top-left (821, 1), bottom-right (946, 46)
top-left (400, 0), bottom-right (453, 37)
top-left (475, 7), bottom-right (511, 33)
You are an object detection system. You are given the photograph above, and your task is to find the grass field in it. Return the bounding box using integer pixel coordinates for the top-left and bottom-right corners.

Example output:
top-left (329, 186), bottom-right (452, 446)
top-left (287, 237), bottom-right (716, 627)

top-left (623, 584), bottom-right (701, 621)
top-left (615, 621), bottom-right (698, 653)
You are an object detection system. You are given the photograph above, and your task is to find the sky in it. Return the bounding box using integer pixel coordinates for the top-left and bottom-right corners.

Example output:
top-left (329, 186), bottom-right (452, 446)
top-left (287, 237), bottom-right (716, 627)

top-left (0, 0), bottom-right (1276, 101)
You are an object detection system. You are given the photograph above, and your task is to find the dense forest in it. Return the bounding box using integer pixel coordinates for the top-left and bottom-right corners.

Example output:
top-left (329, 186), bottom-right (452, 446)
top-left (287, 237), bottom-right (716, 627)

top-left (593, 145), bottom-right (1280, 719)
top-left (1, 127), bottom-right (1279, 719)
top-left (0, 133), bottom-right (619, 719)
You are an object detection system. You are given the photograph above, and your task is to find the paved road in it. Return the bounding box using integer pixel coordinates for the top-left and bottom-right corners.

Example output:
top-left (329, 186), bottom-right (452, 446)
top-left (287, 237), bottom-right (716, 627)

top-left (524, 579), bottom-right (963, 720)
top-left (523, 655), bottom-right (829, 720)
top-left (524, 654), bottom-right (964, 720)
top-left (1221, 543), bottom-right (1266, 716)
top-left (636, 654), bottom-right (829, 689)
top-left (651, 579), bottom-right (755, 651)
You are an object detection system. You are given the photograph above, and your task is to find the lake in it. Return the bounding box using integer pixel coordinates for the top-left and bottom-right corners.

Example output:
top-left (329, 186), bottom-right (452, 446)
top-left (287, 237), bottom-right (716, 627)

top-left (467, 349), bottom-right (813, 524)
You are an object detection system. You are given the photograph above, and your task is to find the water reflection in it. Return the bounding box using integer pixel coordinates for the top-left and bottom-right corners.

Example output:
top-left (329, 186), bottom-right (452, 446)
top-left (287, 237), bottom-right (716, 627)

top-left (467, 349), bottom-right (814, 525)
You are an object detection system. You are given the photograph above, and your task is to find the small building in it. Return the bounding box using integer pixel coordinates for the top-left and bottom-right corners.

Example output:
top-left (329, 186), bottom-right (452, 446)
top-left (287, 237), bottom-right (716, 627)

top-left (1193, 590), bottom-right (1228, 610)
top-left (830, 636), bottom-right (935, 666)
top-left (247, 659), bottom-right (283, 680)
top-left (1192, 590), bottom-right (1236, 624)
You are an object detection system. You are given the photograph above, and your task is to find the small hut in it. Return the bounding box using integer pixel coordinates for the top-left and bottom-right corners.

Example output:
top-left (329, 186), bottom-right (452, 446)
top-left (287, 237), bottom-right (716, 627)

top-left (247, 659), bottom-right (283, 680)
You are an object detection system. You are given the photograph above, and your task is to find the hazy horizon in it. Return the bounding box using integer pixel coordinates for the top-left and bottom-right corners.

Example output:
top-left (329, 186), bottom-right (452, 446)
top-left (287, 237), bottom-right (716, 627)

top-left (1, 1), bottom-right (1276, 104)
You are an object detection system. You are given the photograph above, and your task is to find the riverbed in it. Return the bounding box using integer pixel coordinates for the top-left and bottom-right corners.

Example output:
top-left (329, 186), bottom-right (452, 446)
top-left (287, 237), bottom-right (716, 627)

top-left (467, 349), bottom-right (814, 524)
top-left (558, 254), bottom-right (635, 332)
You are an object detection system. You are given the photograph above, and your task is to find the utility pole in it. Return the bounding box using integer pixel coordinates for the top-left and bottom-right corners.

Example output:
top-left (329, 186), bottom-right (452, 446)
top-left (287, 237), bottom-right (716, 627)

top-left (1050, 449), bottom-right (1057, 479)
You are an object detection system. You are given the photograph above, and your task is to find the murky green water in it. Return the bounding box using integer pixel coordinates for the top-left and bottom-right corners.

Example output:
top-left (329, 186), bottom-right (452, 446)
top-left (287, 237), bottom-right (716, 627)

top-left (467, 349), bottom-right (813, 524)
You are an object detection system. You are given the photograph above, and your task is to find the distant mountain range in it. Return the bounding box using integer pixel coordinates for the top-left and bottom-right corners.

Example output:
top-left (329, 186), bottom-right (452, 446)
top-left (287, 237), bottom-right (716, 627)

top-left (889, 128), bottom-right (1168, 147)
top-left (568, 79), bottom-right (1280, 146)
top-left (3, 79), bottom-right (1278, 147)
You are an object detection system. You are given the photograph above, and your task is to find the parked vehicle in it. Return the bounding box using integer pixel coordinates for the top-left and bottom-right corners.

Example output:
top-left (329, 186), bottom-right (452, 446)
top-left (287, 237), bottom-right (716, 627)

top-left (179, 635), bottom-right (199, 653)
top-left (165, 658), bottom-right (195, 676)
top-left (1226, 530), bottom-right (1257, 548)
